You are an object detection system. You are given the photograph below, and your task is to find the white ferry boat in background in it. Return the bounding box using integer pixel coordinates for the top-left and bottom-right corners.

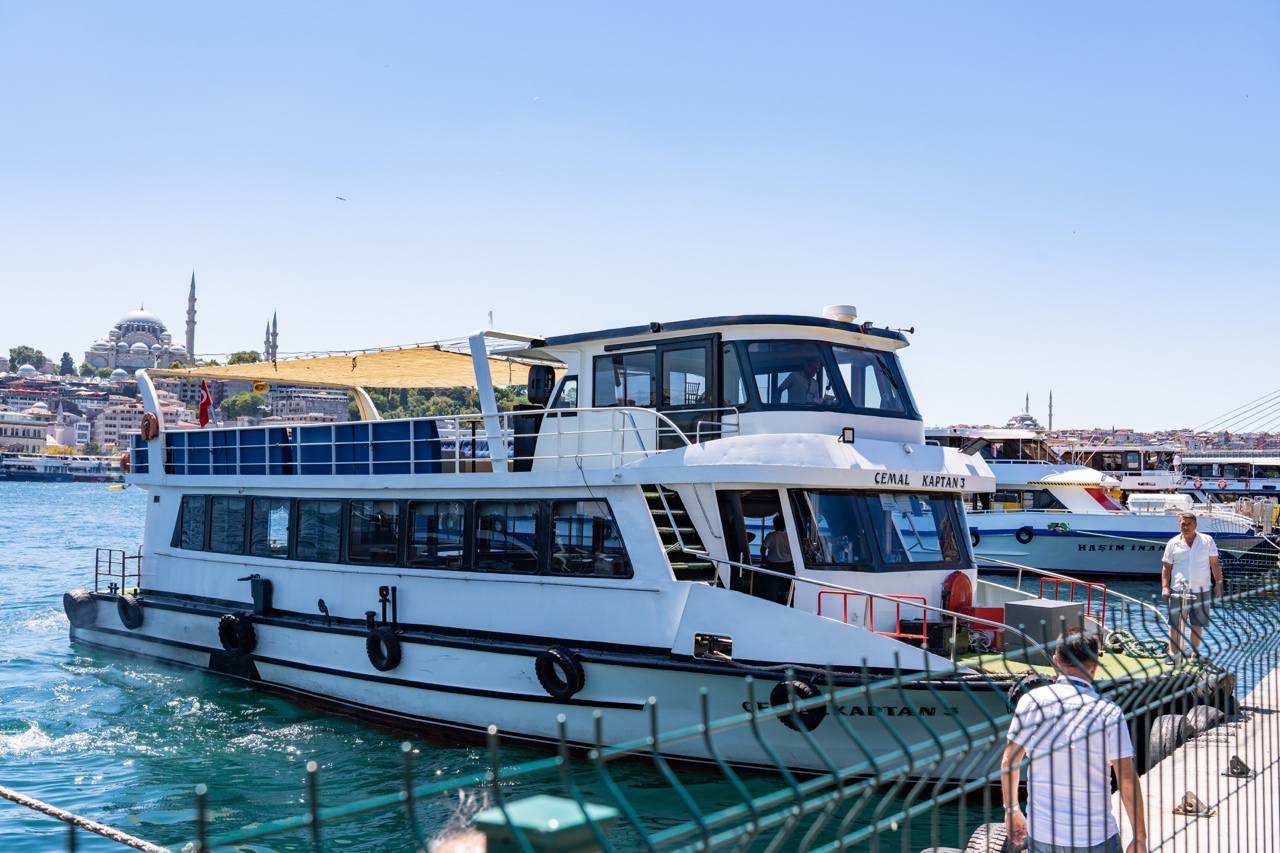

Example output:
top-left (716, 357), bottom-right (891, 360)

top-left (926, 429), bottom-right (1267, 577)
top-left (0, 452), bottom-right (122, 483)
top-left (1052, 443), bottom-right (1183, 494)
top-left (1179, 451), bottom-right (1280, 498)
top-left (61, 307), bottom-right (1215, 775)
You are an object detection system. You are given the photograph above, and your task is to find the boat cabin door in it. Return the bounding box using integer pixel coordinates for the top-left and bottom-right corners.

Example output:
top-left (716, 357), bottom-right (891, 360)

top-left (656, 335), bottom-right (719, 449)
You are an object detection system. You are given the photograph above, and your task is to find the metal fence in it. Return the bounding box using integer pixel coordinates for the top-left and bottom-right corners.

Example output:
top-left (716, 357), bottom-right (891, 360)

top-left (6, 584), bottom-right (1280, 853)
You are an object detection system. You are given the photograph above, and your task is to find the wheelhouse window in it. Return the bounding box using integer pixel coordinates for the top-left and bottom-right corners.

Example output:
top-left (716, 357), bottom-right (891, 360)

top-left (661, 347), bottom-right (709, 407)
top-left (250, 497), bottom-right (291, 559)
top-left (550, 376), bottom-right (578, 409)
top-left (296, 500), bottom-right (342, 564)
top-left (746, 342), bottom-right (839, 407)
top-left (177, 495), bottom-right (207, 551)
top-left (348, 500), bottom-right (401, 565)
top-left (475, 500), bottom-right (540, 573)
top-left (831, 346), bottom-right (907, 414)
top-left (593, 352), bottom-right (656, 407)
top-left (864, 493), bottom-right (963, 565)
top-left (208, 496), bottom-right (247, 555)
top-left (721, 344), bottom-right (749, 407)
top-left (551, 500), bottom-right (632, 577)
top-left (791, 491), bottom-right (872, 570)
top-left (407, 500), bottom-right (467, 569)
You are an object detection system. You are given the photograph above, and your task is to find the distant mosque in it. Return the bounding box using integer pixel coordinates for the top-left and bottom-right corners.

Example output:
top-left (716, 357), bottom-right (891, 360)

top-left (1004, 392), bottom-right (1052, 431)
top-left (84, 274), bottom-right (199, 371)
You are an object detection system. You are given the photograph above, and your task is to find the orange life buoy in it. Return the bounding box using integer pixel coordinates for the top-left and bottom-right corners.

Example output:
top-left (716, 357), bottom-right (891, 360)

top-left (120, 453), bottom-right (130, 474)
top-left (140, 412), bottom-right (159, 441)
top-left (941, 570), bottom-right (973, 613)
top-left (1217, 478), bottom-right (1228, 490)
top-left (1192, 478), bottom-right (1203, 489)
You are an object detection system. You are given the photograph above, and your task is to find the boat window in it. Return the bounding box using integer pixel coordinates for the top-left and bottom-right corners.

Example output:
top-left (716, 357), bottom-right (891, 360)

top-left (296, 500), bottom-right (342, 564)
top-left (1144, 452), bottom-right (1164, 470)
top-left (551, 500), bottom-right (632, 578)
top-left (1100, 452), bottom-right (1123, 472)
top-left (721, 344), bottom-right (749, 407)
top-left (348, 500), bottom-right (401, 565)
top-left (790, 491), bottom-right (873, 570)
top-left (550, 376), bottom-right (578, 409)
top-left (1126, 452), bottom-right (1141, 470)
top-left (1029, 490), bottom-right (1067, 511)
top-left (208, 496), bottom-right (247, 555)
top-left (250, 498), bottom-right (292, 559)
top-left (1183, 464), bottom-right (1204, 477)
top-left (593, 352), bottom-right (656, 407)
top-left (746, 342), bottom-right (839, 407)
top-left (476, 500), bottom-right (540, 573)
top-left (407, 500), bottom-right (467, 569)
top-left (863, 493), bottom-right (963, 565)
top-left (831, 346), bottom-right (907, 414)
top-left (1258, 465), bottom-right (1280, 478)
top-left (177, 495), bottom-right (207, 551)
top-left (661, 347), bottom-right (708, 407)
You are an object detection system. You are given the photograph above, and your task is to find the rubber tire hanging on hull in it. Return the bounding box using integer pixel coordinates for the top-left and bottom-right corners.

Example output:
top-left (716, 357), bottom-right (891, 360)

top-left (970, 530), bottom-right (980, 547)
top-left (117, 594), bottom-right (144, 630)
top-left (63, 589), bottom-right (97, 628)
top-left (535, 646), bottom-right (585, 700)
top-left (1015, 526), bottom-right (1034, 545)
top-left (1147, 714), bottom-right (1188, 769)
top-left (1006, 672), bottom-right (1048, 711)
top-left (770, 679), bottom-right (827, 732)
top-left (218, 612), bottom-right (256, 657)
top-left (366, 627), bottom-right (402, 672)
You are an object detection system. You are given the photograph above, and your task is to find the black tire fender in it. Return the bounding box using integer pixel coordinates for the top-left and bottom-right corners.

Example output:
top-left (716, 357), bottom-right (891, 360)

top-left (1015, 526), bottom-right (1034, 545)
top-left (769, 679), bottom-right (827, 732)
top-left (1185, 705), bottom-right (1225, 737)
top-left (63, 589), bottom-right (97, 629)
top-left (535, 646), bottom-right (585, 700)
top-left (970, 529), bottom-right (980, 547)
top-left (218, 612), bottom-right (256, 657)
top-left (117, 594), bottom-right (144, 630)
top-left (366, 626), bottom-right (402, 672)
top-left (1006, 672), bottom-right (1048, 711)
top-left (1147, 713), bottom-right (1188, 768)
top-left (965, 821), bottom-right (1020, 853)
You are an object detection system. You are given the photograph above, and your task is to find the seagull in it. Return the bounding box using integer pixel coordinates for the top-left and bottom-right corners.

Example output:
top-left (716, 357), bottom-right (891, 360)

top-left (336, 196), bottom-right (346, 201)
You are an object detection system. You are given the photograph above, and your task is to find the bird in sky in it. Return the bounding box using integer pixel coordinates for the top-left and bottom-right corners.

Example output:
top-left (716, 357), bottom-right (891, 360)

top-left (335, 196), bottom-right (346, 201)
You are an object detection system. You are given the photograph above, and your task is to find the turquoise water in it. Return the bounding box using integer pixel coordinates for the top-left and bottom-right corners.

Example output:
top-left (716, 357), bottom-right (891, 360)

top-left (1, 482), bottom-right (1271, 852)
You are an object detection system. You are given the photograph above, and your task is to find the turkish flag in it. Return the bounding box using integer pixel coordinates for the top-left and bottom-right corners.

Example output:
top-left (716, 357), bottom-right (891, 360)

top-left (198, 381), bottom-right (212, 427)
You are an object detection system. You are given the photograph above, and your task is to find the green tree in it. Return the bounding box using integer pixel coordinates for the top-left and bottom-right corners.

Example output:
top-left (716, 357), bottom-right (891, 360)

top-left (79, 362), bottom-right (96, 377)
top-left (59, 352), bottom-right (75, 375)
top-left (9, 345), bottom-right (45, 371)
top-left (169, 360), bottom-right (186, 369)
top-left (80, 440), bottom-right (104, 456)
top-left (96, 367), bottom-right (116, 379)
top-left (228, 351), bottom-right (261, 365)
top-left (218, 392), bottom-right (266, 420)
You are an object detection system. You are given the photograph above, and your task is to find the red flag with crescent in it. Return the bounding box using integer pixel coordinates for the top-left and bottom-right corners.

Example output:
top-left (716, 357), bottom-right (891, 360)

top-left (197, 380), bottom-right (212, 427)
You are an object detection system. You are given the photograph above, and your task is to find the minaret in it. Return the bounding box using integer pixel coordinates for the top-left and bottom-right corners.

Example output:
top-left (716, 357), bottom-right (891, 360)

top-left (1025, 392), bottom-right (1030, 414)
top-left (1048, 391), bottom-right (1053, 431)
top-left (185, 272), bottom-right (197, 362)
top-left (270, 312), bottom-right (278, 361)
top-left (263, 322), bottom-right (271, 360)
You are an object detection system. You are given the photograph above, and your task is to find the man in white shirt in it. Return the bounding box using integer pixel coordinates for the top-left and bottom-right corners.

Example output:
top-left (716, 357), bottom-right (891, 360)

top-left (1161, 512), bottom-right (1223, 663)
top-left (778, 357), bottom-right (829, 405)
top-left (1003, 628), bottom-right (1147, 853)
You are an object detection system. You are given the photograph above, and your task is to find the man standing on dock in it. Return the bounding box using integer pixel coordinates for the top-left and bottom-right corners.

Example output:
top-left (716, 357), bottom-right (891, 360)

top-left (1161, 511), bottom-right (1223, 663)
top-left (1002, 628), bottom-right (1147, 853)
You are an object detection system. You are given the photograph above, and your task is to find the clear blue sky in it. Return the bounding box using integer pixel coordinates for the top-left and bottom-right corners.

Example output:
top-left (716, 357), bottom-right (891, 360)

top-left (1, 3), bottom-right (1275, 430)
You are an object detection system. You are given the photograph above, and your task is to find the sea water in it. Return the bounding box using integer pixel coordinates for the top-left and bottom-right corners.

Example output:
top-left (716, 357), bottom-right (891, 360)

top-left (2, 481), bottom-right (1238, 852)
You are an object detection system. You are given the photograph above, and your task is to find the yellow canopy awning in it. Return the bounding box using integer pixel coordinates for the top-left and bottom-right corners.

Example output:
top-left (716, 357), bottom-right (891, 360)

top-left (150, 346), bottom-right (556, 390)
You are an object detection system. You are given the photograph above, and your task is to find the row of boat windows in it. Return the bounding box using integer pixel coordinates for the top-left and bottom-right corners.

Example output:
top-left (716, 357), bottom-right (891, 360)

top-left (548, 339), bottom-right (915, 416)
top-left (968, 490), bottom-right (1067, 512)
top-left (172, 495), bottom-right (633, 578)
top-left (1183, 464), bottom-right (1280, 479)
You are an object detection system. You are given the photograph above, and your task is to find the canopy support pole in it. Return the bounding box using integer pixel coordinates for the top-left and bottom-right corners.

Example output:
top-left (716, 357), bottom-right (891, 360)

top-left (469, 331), bottom-right (508, 470)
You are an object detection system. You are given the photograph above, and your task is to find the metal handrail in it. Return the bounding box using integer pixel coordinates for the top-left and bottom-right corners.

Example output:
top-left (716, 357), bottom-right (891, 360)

top-left (979, 555), bottom-right (1169, 630)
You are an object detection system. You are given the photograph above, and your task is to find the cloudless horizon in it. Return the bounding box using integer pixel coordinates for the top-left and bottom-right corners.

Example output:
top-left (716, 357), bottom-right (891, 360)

top-left (2, 3), bottom-right (1276, 431)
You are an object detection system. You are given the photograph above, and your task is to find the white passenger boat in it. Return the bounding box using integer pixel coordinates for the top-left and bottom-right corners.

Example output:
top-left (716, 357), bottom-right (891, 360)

top-left (926, 429), bottom-right (1267, 577)
top-left (1179, 451), bottom-right (1280, 499)
top-left (1053, 443), bottom-right (1183, 494)
top-left (63, 309), bottom-right (1208, 775)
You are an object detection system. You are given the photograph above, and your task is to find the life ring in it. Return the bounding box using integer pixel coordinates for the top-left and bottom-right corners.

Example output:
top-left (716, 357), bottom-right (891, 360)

top-left (941, 570), bottom-right (973, 612)
top-left (1015, 526), bottom-right (1035, 545)
top-left (120, 453), bottom-right (130, 474)
top-left (218, 612), bottom-right (256, 657)
top-left (117, 593), bottom-right (144, 630)
top-left (535, 646), bottom-right (586, 700)
top-left (770, 679), bottom-right (827, 732)
top-left (970, 529), bottom-right (980, 547)
top-left (366, 626), bottom-right (402, 672)
top-left (140, 412), bottom-right (160, 441)
top-left (1192, 478), bottom-right (1203, 489)
top-left (62, 589), bottom-right (97, 628)
top-left (1217, 479), bottom-right (1228, 490)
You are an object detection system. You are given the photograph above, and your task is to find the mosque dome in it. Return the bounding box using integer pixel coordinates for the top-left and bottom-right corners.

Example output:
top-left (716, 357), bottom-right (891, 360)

top-left (17, 364), bottom-right (37, 376)
top-left (91, 340), bottom-right (110, 352)
top-left (150, 343), bottom-right (163, 353)
top-left (116, 341), bottom-right (129, 351)
top-left (110, 368), bottom-right (129, 380)
top-left (170, 344), bottom-right (186, 354)
top-left (130, 341), bottom-right (150, 353)
top-left (118, 308), bottom-right (166, 328)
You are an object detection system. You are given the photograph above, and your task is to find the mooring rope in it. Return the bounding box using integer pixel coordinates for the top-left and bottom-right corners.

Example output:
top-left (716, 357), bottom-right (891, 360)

top-left (1104, 628), bottom-right (1166, 659)
top-left (0, 784), bottom-right (169, 852)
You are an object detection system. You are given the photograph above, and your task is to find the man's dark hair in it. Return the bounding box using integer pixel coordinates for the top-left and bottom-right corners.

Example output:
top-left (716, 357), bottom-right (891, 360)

top-left (1056, 626), bottom-right (1101, 670)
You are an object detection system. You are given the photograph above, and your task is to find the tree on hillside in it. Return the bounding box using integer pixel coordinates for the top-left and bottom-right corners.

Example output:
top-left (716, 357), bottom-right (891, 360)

top-left (79, 362), bottom-right (96, 377)
top-left (80, 441), bottom-right (104, 456)
top-left (219, 392), bottom-right (265, 420)
top-left (169, 360), bottom-right (186, 369)
top-left (59, 353), bottom-right (75, 375)
top-left (96, 367), bottom-right (115, 379)
top-left (228, 351), bottom-right (261, 365)
top-left (9, 345), bottom-right (45, 371)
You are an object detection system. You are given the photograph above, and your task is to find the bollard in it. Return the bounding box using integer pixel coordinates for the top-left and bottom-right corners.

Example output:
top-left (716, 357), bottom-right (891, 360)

top-left (472, 795), bottom-right (618, 853)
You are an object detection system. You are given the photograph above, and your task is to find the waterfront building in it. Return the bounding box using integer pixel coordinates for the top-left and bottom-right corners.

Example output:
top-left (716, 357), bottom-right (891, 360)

top-left (0, 407), bottom-right (46, 453)
top-left (266, 387), bottom-right (348, 421)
